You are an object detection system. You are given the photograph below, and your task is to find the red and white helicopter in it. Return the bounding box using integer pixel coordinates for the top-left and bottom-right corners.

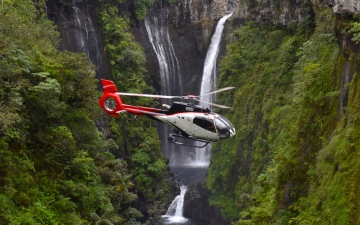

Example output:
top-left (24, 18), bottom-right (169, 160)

top-left (98, 79), bottom-right (236, 148)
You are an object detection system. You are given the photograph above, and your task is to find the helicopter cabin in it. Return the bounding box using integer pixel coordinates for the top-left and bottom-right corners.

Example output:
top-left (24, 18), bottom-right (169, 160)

top-left (165, 102), bottom-right (211, 114)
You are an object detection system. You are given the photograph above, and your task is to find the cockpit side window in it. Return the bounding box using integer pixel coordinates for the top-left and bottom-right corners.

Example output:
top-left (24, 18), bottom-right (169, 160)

top-left (193, 117), bottom-right (216, 133)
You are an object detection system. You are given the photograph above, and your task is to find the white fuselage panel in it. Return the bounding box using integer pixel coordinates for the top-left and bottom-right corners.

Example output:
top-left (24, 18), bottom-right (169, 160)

top-left (154, 113), bottom-right (220, 141)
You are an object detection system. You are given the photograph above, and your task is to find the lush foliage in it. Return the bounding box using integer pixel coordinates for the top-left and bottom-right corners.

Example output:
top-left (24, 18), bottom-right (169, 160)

top-left (97, 0), bottom-right (169, 223)
top-left (349, 21), bottom-right (360, 44)
top-left (98, 0), bottom-right (175, 21)
top-left (0, 0), bottom-right (168, 224)
top-left (207, 7), bottom-right (360, 225)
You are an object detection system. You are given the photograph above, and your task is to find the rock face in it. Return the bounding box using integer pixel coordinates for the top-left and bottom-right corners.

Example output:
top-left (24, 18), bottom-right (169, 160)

top-left (321, 0), bottom-right (360, 14)
top-left (46, 0), bottom-right (111, 80)
top-left (131, 0), bottom-right (229, 95)
top-left (233, 0), bottom-right (313, 25)
top-left (183, 181), bottom-right (231, 225)
top-left (131, 0), bottom-right (236, 95)
top-left (47, 0), bottom-right (360, 224)
top-left (131, 0), bottom-right (312, 224)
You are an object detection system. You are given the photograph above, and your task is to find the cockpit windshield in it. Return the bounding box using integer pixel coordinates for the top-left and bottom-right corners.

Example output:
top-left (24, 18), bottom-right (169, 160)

top-left (193, 114), bottom-right (235, 139)
top-left (215, 116), bottom-right (235, 139)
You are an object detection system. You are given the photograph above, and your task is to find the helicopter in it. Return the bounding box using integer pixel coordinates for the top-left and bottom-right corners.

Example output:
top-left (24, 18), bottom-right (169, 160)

top-left (98, 79), bottom-right (236, 148)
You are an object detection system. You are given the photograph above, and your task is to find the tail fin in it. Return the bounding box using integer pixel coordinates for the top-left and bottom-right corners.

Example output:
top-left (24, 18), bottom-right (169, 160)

top-left (101, 79), bottom-right (118, 93)
top-left (99, 79), bottom-right (123, 116)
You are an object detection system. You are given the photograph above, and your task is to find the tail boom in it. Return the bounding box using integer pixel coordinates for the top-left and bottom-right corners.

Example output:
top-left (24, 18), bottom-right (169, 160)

top-left (99, 79), bottom-right (164, 117)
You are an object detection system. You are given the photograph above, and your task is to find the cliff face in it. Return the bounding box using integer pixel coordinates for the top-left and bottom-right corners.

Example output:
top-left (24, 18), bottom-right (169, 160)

top-left (46, 0), bottom-right (360, 224)
top-left (131, 0), bottom-right (232, 95)
top-left (233, 0), bottom-right (312, 25)
top-left (135, 0), bottom-right (315, 93)
top-left (205, 1), bottom-right (360, 224)
top-left (323, 0), bottom-right (360, 13)
top-left (46, 0), bottom-right (111, 80)
top-left (171, 0), bottom-right (312, 25)
top-left (130, 0), bottom-right (313, 223)
top-left (183, 181), bottom-right (231, 225)
top-left (170, 0), bottom-right (360, 25)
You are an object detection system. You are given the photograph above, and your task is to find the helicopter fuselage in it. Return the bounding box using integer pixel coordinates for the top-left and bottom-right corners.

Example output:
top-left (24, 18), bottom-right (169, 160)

top-left (98, 79), bottom-right (236, 145)
top-left (145, 102), bottom-right (236, 141)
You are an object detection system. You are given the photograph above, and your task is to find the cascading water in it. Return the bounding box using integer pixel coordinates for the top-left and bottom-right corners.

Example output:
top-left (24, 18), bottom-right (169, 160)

top-left (185, 13), bottom-right (233, 167)
top-left (144, 6), bottom-right (182, 96)
top-left (339, 61), bottom-right (352, 119)
top-left (144, 2), bottom-right (233, 224)
top-left (144, 3), bottom-right (187, 165)
top-left (144, 1), bottom-right (180, 179)
top-left (200, 13), bottom-right (233, 107)
top-left (47, 0), bottom-right (109, 79)
top-left (162, 186), bottom-right (188, 224)
top-left (69, 0), bottom-right (102, 67)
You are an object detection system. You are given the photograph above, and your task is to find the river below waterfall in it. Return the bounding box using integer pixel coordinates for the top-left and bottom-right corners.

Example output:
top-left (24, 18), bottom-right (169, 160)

top-left (159, 166), bottom-right (208, 225)
top-left (144, 3), bottom-right (233, 223)
top-left (160, 217), bottom-right (207, 225)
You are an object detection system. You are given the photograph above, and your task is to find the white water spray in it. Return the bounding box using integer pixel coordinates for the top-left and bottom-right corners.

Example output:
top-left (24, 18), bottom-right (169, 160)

top-left (162, 186), bottom-right (188, 224)
top-left (186, 13), bottom-right (233, 167)
top-left (144, 7), bottom-right (182, 95)
top-left (69, 0), bottom-right (102, 71)
top-left (200, 13), bottom-right (233, 106)
top-left (145, 4), bottom-right (185, 165)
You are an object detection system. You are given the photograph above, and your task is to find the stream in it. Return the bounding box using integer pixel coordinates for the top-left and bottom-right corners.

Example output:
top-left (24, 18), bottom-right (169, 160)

top-left (160, 166), bottom-right (209, 225)
top-left (152, 10), bottom-right (233, 225)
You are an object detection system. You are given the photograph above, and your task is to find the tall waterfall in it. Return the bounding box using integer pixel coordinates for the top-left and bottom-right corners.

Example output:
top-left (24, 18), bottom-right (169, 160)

top-left (144, 4), bottom-right (186, 165)
top-left (200, 13), bottom-right (233, 106)
top-left (144, 6), bottom-right (182, 96)
top-left (69, 0), bottom-right (103, 69)
top-left (48, 0), bottom-right (109, 79)
top-left (162, 186), bottom-right (188, 224)
top-left (186, 13), bottom-right (233, 167)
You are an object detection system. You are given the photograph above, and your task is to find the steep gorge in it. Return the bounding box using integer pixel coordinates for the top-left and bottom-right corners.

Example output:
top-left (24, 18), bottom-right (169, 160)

top-left (43, 0), bottom-right (360, 224)
top-left (134, 0), bottom-right (360, 224)
top-left (207, 2), bottom-right (360, 225)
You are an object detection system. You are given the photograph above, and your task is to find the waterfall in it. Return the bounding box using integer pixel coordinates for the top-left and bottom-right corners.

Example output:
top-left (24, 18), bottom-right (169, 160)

top-left (186, 13), bottom-right (233, 167)
top-left (68, 0), bottom-right (103, 69)
top-left (48, 0), bottom-right (109, 79)
top-left (162, 186), bottom-right (188, 224)
top-left (339, 61), bottom-right (352, 119)
top-left (144, 3), bottom-right (186, 165)
top-left (200, 13), bottom-right (233, 106)
top-left (144, 7), bottom-right (182, 96)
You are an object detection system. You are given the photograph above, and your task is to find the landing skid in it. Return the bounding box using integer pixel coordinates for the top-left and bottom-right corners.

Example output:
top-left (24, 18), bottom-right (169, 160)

top-left (168, 130), bottom-right (211, 148)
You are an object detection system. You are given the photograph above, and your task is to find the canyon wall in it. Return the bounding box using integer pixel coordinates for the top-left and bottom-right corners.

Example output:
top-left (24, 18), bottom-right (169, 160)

top-left (46, 0), bottom-right (360, 224)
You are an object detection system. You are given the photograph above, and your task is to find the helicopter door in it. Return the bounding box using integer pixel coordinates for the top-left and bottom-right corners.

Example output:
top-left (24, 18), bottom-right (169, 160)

top-left (193, 116), bottom-right (216, 139)
top-left (175, 114), bottom-right (193, 136)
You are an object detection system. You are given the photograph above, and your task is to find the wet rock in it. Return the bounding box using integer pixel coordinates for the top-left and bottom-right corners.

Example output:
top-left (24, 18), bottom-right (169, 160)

top-left (184, 181), bottom-right (231, 225)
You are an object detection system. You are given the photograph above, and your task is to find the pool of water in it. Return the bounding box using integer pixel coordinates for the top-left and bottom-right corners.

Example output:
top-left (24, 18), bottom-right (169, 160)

top-left (170, 166), bottom-right (208, 186)
top-left (159, 165), bottom-right (209, 225)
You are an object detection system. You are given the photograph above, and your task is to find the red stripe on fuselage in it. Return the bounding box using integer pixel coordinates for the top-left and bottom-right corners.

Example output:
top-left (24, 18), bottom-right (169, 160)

top-left (122, 104), bottom-right (165, 116)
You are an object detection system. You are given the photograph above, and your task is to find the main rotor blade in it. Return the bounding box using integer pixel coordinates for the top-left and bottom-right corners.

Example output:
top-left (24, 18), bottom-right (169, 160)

top-left (116, 92), bottom-right (182, 99)
top-left (196, 99), bottom-right (231, 109)
top-left (198, 86), bottom-right (235, 97)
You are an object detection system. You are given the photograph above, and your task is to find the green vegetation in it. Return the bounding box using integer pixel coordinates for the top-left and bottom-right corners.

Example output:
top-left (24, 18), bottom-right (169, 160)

top-left (207, 5), bottom-right (360, 225)
top-left (97, 0), bottom-right (168, 202)
top-left (349, 21), bottom-right (360, 44)
top-left (98, 0), bottom-right (176, 21)
top-left (0, 0), bottom-right (168, 224)
top-left (4, 0), bottom-right (360, 224)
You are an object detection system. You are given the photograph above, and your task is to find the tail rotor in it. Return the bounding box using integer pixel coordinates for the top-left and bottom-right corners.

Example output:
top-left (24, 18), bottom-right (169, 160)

top-left (99, 79), bottom-right (124, 116)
